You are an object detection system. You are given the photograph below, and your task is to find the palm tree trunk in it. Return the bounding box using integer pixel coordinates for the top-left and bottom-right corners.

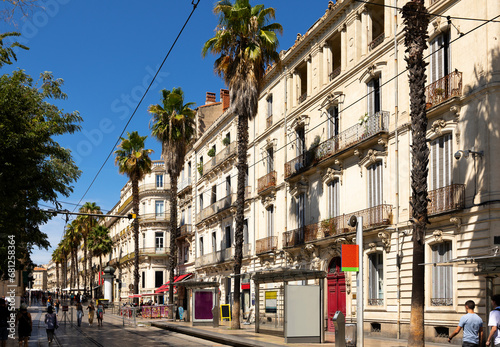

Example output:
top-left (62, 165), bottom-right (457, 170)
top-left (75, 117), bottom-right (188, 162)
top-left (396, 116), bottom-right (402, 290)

top-left (89, 249), bottom-right (94, 298)
top-left (168, 172), bottom-right (178, 319)
top-left (84, 236), bottom-right (88, 297)
top-left (233, 110), bottom-right (249, 329)
top-left (403, 1), bottom-right (430, 346)
top-left (74, 249), bottom-right (80, 292)
top-left (132, 177), bottom-right (140, 303)
top-left (56, 262), bottom-right (60, 294)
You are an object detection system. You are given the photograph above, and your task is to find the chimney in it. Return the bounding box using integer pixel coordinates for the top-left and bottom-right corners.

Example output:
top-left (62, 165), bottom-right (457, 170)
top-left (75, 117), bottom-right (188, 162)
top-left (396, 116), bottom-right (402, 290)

top-left (221, 89), bottom-right (230, 112)
top-left (206, 92), bottom-right (216, 105)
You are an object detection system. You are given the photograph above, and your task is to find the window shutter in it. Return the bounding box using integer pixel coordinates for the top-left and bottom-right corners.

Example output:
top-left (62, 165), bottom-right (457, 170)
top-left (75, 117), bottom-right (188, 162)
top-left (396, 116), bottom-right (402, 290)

top-left (367, 80), bottom-right (373, 116)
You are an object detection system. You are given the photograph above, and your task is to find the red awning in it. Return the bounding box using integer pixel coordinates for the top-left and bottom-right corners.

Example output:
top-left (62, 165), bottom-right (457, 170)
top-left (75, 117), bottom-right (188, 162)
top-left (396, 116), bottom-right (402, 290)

top-left (128, 294), bottom-right (142, 298)
top-left (154, 273), bottom-right (192, 293)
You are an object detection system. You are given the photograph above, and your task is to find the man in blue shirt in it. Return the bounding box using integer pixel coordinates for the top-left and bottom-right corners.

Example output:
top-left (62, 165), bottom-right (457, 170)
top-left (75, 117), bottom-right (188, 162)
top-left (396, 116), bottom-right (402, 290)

top-left (448, 300), bottom-right (483, 347)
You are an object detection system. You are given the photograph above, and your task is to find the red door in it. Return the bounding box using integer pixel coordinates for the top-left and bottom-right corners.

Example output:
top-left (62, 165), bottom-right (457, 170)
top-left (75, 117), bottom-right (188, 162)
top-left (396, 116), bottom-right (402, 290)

top-left (327, 257), bottom-right (346, 332)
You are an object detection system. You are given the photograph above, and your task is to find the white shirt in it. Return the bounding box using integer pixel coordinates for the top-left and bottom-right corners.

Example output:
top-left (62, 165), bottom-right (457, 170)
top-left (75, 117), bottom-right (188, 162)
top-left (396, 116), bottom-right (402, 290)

top-left (488, 306), bottom-right (500, 345)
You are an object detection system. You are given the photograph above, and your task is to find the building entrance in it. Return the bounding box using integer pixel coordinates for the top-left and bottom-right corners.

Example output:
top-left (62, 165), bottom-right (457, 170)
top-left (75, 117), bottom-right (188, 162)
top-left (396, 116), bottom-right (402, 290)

top-left (327, 257), bottom-right (346, 332)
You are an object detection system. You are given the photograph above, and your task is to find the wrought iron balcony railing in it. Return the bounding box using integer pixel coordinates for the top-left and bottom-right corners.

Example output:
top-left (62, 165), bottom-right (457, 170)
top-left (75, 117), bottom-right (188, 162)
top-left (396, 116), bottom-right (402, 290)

top-left (195, 244), bottom-right (251, 267)
top-left (368, 298), bottom-right (384, 306)
top-left (431, 298), bottom-right (453, 306)
top-left (256, 236), bottom-right (278, 254)
top-left (284, 151), bottom-right (315, 179)
top-left (315, 111), bottom-right (389, 163)
top-left (329, 66), bottom-right (341, 81)
top-left (427, 184), bottom-right (465, 216)
top-left (425, 70), bottom-right (462, 109)
top-left (199, 193), bottom-right (236, 221)
top-left (298, 92), bottom-right (307, 104)
top-left (139, 247), bottom-right (170, 256)
top-left (369, 33), bottom-right (385, 51)
top-left (139, 212), bottom-right (170, 223)
top-left (258, 171), bottom-right (277, 194)
top-left (178, 224), bottom-right (193, 238)
top-left (203, 142), bottom-right (237, 175)
top-left (177, 177), bottom-right (192, 193)
top-left (139, 183), bottom-right (171, 192)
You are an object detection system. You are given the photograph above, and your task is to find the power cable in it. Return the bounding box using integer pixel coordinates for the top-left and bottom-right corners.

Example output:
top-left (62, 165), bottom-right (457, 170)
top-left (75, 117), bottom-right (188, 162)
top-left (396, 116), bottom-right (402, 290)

top-left (72, 0), bottom-right (201, 213)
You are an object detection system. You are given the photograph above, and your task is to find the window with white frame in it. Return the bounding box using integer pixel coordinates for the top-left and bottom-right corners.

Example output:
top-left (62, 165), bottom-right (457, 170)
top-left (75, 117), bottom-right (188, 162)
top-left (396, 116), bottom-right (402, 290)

top-left (267, 205), bottom-right (274, 237)
top-left (155, 232), bottom-right (164, 251)
top-left (367, 75), bottom-right (381, 116)
top-left (368, 252), bottom-right (384, 305)
top-left (328, 178), bottom-right (339, 218)
top-left (199, 237), bottom-right (204, 256)
top-left (431, 241), bottom-right (453, 306)
top-left (429, 134), bottom-right (452, 190)
top-left (367, 161), bottom-right (383, 208)
top-left (156, 174), bottom-right (163, 188)
top-left (429, 31), bottom-right (450, 83)
top-left (155, 200), bottom-right (164, 218)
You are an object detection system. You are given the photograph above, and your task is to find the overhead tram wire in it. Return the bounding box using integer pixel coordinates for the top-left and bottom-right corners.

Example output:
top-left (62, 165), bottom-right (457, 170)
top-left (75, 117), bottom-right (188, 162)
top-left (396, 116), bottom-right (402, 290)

top-left (72, 0), bottom-right (201, 213)
top-left (196, 10), bottom-right (500, 197)
top-left (354, 0), bottom-right (500, 23)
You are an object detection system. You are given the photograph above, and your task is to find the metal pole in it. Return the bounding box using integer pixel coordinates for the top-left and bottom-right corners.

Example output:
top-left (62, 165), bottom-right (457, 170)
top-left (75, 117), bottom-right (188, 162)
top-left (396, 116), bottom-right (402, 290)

top-left (356, 216), bottom-right (364, 347)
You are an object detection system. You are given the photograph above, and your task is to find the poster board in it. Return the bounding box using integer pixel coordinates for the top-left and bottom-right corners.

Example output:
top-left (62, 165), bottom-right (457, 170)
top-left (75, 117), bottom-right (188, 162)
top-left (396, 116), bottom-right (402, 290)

top-left (285, 285), bottom-right (321, 343)
top-left (192, 289), bottom-right (214, 323)
top-left (265, 290), bottom-right (277, 313)
top-left (220, 304), bottom-right (231, 321)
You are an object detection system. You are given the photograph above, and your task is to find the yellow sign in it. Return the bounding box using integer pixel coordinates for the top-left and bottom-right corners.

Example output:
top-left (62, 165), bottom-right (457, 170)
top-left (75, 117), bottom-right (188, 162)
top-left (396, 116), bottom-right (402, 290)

top-left (220, 304), bottom-right (231, 321)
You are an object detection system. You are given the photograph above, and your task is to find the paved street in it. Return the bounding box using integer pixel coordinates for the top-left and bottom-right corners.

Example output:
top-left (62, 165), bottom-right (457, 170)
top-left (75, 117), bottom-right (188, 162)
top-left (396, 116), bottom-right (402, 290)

top-left (4, 306), bottom-right (229, 347)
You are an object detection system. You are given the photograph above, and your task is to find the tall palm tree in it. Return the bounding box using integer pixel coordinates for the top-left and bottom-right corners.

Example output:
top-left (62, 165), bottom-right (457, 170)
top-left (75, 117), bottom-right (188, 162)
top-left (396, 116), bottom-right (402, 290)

top-left (79, 202), bottom-right (102, 297)
top-left (65, 221), bottom-right (82, 290)
top-left (149, 87), bottom-right (196, 318)
top-left (58, 239), bottom-right (70, 290)
top-left (402, 1), bottom-right (430, 346)
top-left (202, 0), bottom-right (282, 328)
top-left (51, 247), bottom-right (62, 294)
top-left (88, 225), bottom-right (113, 295)
top-left (115, 131), bottom-right (153, 299)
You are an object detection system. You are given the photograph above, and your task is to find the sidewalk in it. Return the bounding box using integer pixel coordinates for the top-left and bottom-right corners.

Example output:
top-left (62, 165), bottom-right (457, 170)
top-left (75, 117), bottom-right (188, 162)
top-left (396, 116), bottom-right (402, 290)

top-left (140, 318), bottom-right (453, 347)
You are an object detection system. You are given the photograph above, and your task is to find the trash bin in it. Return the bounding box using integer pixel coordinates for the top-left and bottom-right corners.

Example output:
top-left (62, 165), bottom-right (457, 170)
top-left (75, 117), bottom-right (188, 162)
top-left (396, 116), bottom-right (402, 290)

top-left (345, 323), bottom-right (357, 346)
top-left (332, 311), bottom-right (345, 347)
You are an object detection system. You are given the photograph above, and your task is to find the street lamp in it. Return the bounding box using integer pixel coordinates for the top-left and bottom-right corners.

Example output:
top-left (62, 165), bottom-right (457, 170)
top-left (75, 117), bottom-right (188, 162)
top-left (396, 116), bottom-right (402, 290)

top-left (455, 148), bottom-right (484, 200)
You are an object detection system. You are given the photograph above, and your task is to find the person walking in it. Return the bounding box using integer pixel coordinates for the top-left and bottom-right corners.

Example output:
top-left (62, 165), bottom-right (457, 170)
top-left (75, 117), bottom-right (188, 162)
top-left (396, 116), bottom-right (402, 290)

top-left (75, 300), bottom-right (83, 327)
top-left (486, 294), bottom-right (500, 346)
top-left (54, 299), bottom-right (60, 315)
top-left (96, 301), bottom-right (104, 327)
top-left (44, 306), bottom-right (58, 344)
top-left (15, 304), bottom-right (32, 347)
top-left (0, 299), bottom-right (9, 347)
top-left (448, 300), bottom-right (483, 347)
top-left (87, 301), bottom-right (95, 326)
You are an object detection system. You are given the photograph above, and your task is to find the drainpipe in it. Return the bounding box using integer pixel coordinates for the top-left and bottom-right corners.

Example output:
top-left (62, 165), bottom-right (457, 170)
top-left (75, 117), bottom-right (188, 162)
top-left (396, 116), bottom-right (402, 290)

top-left (394, 0), bottom-right (401, 340)
top-left (284, 68), bottom-right (288, 266)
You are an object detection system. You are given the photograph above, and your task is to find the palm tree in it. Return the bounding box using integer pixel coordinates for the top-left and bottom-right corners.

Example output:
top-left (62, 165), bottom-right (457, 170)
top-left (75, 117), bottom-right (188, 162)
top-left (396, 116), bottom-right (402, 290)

top-left (65, 221), bottom-right (82, 290)
top-left (89, 225), bottom-right (113, 297)
top-left (149, 87), bottom-right (196, 318)
top-left (115, 131), bottom-right (153, 300)
top-left (51, 246), bottom-right (63, 294)
top-left (202, 0), bottom-right (282, 328)
top-left (58, 239), bottom-right (70, 290)
top-left (79, 202), bottom-right (102, 297)
top-left (402, 1), bottom-right (430, 346)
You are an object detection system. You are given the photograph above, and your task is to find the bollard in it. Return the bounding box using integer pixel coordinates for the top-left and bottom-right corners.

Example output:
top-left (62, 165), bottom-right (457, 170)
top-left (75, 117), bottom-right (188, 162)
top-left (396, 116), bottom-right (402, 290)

top-left (332, 311), bottom-right (346, 347)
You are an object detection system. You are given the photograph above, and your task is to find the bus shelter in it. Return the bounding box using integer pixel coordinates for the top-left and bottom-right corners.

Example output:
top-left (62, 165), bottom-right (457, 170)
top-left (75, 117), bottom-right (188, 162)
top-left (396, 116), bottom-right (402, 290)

top-left (253, 269), bottom-right (326, 344)
top-left (177, 280), bottom-right (220, 327)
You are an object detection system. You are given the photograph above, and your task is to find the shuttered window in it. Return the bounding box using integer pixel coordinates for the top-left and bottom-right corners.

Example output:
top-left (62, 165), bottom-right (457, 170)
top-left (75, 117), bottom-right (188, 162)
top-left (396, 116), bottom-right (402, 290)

top-left (328, 179), bottom-right (339, 218)
top-left (367, 76), bottom-right (381, 116)
top-left (368, 253), bottom-right (384, 305)
top-left (430, 134), bottom-right (452, 190)
top-left (296, 127), bottom-right (305, 156)
top-left (267, 95), bottom-right (273, 117)
top-left (267, 206), bottom-right (274, 237)
top-left (431, 241), bottom-right (453, 306)
top-left (430, 32), bottom-right (450, 83)
top-left (327, 106), bottom-right (339, 139)
top-left (297, 194), bottom-right (305, 228)
top-left (267, 148), bottom-right (274, 173)
top-left (368, 162), bottom-right (383, 208)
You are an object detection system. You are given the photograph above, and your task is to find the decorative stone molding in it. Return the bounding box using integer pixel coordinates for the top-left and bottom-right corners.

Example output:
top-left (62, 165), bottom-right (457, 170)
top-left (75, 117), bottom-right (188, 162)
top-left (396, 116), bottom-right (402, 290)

top-left (450, 105), bottom-right (460, 119)
top-left (377, 138), bottom-right (388, 149)
top-left (432, 229), bottom-right (443, 243)
top-left (261, 194), bottom-right (276, 209)
top-left (358, 149), bottom-right (387, 176)
top-left (290, 176), bottom-right (309, 198)
top-left (345, 276), bottom-right (351, 294)
top-left (378, 231), bottom-right (391, 252)
top-left (450, 217), bottom-right (462, 233)
top-left (431, 119), bottom-right (447, 137)
top-left (368, 242), bottom-right (377, 252)
top-left (295, 33), bottom-right (303, 44)
top-left (322, 167), bottom-right (343, 185)
top-left (288, 114), bottom-right (310, 134)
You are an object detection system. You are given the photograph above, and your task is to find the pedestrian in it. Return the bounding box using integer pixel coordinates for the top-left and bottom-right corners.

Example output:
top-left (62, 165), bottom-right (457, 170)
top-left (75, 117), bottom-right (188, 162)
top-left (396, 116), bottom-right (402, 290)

top-left (76, 300), bottom-right (83, 327)
top-left (0, 298), bottom-right (9, 347)
top-left (55, 299), bottom-right (60, 315)
top-left (96, 301), bottom-right (104, 327)
top-left (15, 303), bottom-right (32, 347)
top-left (87, 301), bottom-right (95, 326)
top-left (448, 300), bottom-right (483, 347)
top-left (46, 296), bottom-right (52, 310)
top-left (486, 294), bottom-right (500, 346)
top-left (44, 306), bottom-right (58, 344)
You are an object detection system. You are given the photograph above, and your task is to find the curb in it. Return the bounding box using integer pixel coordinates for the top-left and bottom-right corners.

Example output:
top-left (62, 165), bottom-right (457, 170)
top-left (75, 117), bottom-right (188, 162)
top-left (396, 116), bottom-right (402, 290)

top-left (150, 322), bottom-right (284, 347)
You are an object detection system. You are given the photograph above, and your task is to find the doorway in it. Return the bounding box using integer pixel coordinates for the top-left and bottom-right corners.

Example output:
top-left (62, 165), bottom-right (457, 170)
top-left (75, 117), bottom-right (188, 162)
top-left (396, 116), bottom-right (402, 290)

top-left (327, 257), bottom-right (346, 332)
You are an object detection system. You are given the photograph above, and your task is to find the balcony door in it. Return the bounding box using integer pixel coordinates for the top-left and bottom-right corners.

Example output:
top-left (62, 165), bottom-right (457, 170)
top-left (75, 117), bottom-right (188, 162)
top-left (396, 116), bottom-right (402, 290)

top-left (267, 148), bottom-right (274, 173)
top-left (155, 200), bottom-right (164, 219)
top-left (367, 76), bottom-right (381, 116)
top-left (155, 232), bottom-right (164, 252)
top-left (429, 134), bottom-right (453, 212)
top-left (367, 162), bottom-right (383, 208)
top-left (327, 106), bottom-right (339, 139)
top-left (429, 31), bottom-right (450, 83)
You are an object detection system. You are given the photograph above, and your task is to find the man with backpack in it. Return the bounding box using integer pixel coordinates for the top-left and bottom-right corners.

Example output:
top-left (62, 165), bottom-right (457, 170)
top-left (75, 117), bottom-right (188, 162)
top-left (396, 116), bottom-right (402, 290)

top-left (486, 294), bottom-right (500, 346)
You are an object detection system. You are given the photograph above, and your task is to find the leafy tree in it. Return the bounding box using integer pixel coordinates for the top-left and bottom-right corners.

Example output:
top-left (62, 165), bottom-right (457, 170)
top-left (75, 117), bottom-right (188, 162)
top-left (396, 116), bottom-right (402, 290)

top-left (149, 87), bottom-right (195, 317)
top-left (202, 0), bottom-right (282, 328)
top-left (402, 1), bottom-right (430, 345)
top-left (115, 131), bottom-right (153, 299)
top-left (0, 69), bottom-right (82, 278)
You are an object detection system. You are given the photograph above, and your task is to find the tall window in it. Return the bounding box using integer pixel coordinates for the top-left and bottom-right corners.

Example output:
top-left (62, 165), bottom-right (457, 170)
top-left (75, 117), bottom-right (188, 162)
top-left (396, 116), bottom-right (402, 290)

top-left (156, 174), bottom-right (163, 188)
top-left (327, 106), bottom-right (339, 139)
top-left (142, 233), bottom-right (146, 249)
top-left (141, 202), bottom-right (146, 216)
top-left (155, 200), bottom-right (164, 218)
top-left (367, 162), bottom-right (383, 208)
top-left (367, 76), bottom-right (381, 115)
top-left (429, 31), bottom-right (450, 83)
top-left (225, 225), bottom-right (232, 249)
top-left (155, 271), bottom-right (163, 288)
top-left (212, 232), bottom-right (217, 253)
top-left (267, 148), bottom-right (274, 173)
top-left (429, 134), bottom-right (452, 190)
top-left (187, 161), bottom-right (192, 183)
top-left (184, 245), bottom-right (189, 263)
top-left (181, 209), bottom-right (185, 226)
top-left (199, 237), bottom-right (204, 256)
top-left (267, 95), bottom-right (273, 117)
top-left (297, 194), bottom-right (305, 230)
top-left (141, 271), bottom-right (146, 289)
top-left (211, 185), bottom-right (217, 204)
top-left (267, 206), bottom-right (274, 237)
top-left (243, 219), bottom-right (249, 245)
top-left (226, 176), bottom-right (231, 197)
top-left (431, 241), bottom-right (453, 306)
top-left (155, 232), bottom-right (164, 251)
top-left (368, 253), bottom-right (384, 305)
top-left (199, 193), bottom-right (204, 211)
top-left (187, 205), bottom-right (192, 225)
top-left (296, 127), bottom-right (305, 156)
top-left (328, 179), bottom-right (339, 218)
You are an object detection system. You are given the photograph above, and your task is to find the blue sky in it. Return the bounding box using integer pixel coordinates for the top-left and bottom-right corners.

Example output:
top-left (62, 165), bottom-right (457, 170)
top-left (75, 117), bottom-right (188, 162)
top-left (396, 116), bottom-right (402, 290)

top-left (1, 0), bottom-right (331, 265)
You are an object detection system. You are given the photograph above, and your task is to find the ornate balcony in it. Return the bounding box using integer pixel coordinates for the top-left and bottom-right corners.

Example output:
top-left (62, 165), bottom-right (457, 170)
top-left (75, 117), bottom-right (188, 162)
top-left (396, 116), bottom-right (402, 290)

top-left (369, 32), bottom-right (384, 51)
top-left (256, 236), bottom-right (278, 254)
top-left (203, 142), bottom-right (237, 176)
top-left (298, 92), bottom-right (307, 104)
top-left (284, 151), bottom-right (315, 180)
top-left (329, 66), bottom-right (341, 81)
top-left (139, 183), bottom-right (171, 192)
top-left (200, 194), bottom-right (236, 221)
top-left (425, 70), bottom-right (462, 109)
top-left (195, 244), bottom-right (251, 267)
top-left (368, 298), bottom-right (384, 306)
top-left (258, 171), bottom-right (277, 194)
top-left (315, 111), bottom-right (389, 163)
top-left (139, 212), bottom-right (170, 224)
top-left (427, 184), bottom-right (465, 216)
top-left (177, 224), bottom-right (193, 239)
top-left (177, 177), bottom-right (192, 193)
top-left (139, 247), bottom-right (169, 256)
